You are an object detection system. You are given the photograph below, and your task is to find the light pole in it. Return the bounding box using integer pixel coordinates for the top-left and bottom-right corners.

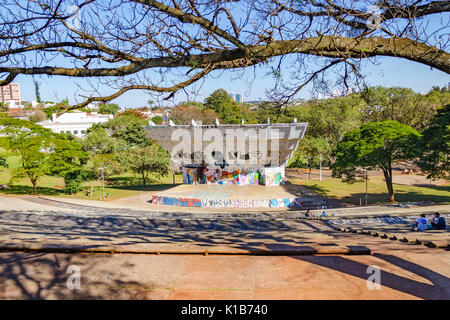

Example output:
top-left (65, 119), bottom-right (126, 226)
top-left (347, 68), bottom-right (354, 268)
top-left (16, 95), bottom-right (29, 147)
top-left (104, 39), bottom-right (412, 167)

top-left (364, 169), bottom-right (368, 206)
top-left (305, 157), bottom-right (309, 180)
top-left (319, 153), bottom-right (322, 181)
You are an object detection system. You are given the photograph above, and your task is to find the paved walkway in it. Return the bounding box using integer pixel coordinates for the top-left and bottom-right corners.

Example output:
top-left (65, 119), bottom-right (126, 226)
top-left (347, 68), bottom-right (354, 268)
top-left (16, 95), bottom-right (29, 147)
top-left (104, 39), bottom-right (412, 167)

top-left (4, 194), bottom-right (450, 217)
top-left (1, 250), bottom-right (449, 299)
top-left (0, 209), bottom-right (370, 255)
top-left (1, 194), bottom-right (449, 299)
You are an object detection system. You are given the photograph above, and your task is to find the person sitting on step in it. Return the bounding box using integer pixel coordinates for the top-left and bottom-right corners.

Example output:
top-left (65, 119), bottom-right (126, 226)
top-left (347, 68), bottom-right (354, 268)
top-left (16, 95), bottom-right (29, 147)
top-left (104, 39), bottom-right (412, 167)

top-left (429, 212), bottom-right (446, 230)
top-left (411, 214), bottom-right (428, 231)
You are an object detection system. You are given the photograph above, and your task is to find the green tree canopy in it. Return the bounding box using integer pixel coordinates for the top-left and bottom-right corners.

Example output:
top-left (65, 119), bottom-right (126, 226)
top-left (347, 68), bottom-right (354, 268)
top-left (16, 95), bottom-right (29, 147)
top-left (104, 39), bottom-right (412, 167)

top-left (170, 104), bottom-right (221, 125)
top-left (0, 117), bottom-right (88, 194)
top-left (0, 117), bottom-right (54, 194)
top-left (416, 104), bottom-right (450, 179)
top-left (84, 114), bottom-right (151, 179)
top-left (332, 120), bottom-right (421, 202)
top-left (288, 93), bottom-right (364, 166)
top-left (204, 89), bottom-right (254, 124)
top-left (98, 103), bottom-right (120, 115)
top-left (360, 86), bottom-right (449, 131)
top-left (48, 134), bottom-right (89, 194)
top-left (151, 116), bottom-right (163, 125)
top-left (117, 142), bottom-right (170, 185)
top-left (34, 80), bottom-right (41, 103)
top-left (91, 115), bottom-right (149, 147)
top-left (82, 128), bottom-right (121, 154)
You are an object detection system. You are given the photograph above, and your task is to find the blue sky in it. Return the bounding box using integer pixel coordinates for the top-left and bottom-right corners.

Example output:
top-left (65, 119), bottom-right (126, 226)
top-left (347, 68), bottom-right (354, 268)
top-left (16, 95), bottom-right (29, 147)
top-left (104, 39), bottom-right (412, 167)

top-left (16, 55), bottom-right (449, 108)
top-left (8, 2), bottom-right (449, 108)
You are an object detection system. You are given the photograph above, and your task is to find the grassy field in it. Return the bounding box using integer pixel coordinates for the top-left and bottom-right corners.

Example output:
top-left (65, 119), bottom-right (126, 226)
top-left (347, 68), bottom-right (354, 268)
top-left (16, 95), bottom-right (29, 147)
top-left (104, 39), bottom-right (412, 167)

top-left (0, 152), bottom-right (184, 200)
top-left (0, 163), bottom-right (183, 201)
top-left (294, 176), bottom-right (450, 205)
top-left (1, 152), bottom-right (449, 204)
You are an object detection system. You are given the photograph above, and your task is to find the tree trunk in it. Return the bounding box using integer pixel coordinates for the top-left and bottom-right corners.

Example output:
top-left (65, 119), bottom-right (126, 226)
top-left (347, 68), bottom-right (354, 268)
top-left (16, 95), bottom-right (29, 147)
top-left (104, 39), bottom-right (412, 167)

top-left (31, 180), bottom-right (37, 195)
top-left (382, 166), bottom-right (395, 202)
top-left (141, 170), bottom-right (147, 186)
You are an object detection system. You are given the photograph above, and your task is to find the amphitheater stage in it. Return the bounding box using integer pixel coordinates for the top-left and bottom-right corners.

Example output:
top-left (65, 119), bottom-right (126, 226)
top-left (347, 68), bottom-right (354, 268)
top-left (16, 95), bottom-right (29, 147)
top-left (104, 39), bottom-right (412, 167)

top-left (149, 184), bottom-right (325, 209)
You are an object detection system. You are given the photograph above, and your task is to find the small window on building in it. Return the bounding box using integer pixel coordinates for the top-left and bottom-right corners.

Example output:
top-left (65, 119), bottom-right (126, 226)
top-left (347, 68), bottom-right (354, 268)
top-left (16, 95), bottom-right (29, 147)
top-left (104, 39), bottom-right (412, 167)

top-left (73, 130), bottom-right (78, 134)
top-left (81, 130), bottom-right (86, 134)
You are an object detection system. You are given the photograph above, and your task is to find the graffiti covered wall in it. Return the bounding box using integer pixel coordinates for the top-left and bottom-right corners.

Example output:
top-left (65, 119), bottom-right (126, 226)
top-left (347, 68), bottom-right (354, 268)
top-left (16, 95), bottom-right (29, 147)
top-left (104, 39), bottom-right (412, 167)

top-left (182, 166), bottom-right (286, 186)
top-left (262, 167), bottom-right (285, 186)
top-left (151, 194), bottom-right (325, 208)
top-left (202, 167), bottom-right (262, 185)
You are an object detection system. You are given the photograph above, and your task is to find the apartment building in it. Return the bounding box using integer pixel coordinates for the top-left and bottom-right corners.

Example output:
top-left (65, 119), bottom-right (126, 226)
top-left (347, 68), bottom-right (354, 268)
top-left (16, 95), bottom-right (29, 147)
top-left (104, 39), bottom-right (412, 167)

top-left (0, 83), bottom-right (21, 106)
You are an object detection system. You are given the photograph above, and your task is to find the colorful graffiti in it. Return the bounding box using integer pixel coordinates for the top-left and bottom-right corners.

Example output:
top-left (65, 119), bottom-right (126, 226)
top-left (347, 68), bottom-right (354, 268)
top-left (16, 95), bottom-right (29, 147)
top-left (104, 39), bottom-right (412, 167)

top-left (151, 194), bottom-right (324, 208)
top-left (263, 167), bottom-right (285, 186)
top-left (182, 166), bottom-right (202, 184)
top-left (182, 165), bottom-right (287, 186)
top-left (200, 167), bottom-right (262, 185)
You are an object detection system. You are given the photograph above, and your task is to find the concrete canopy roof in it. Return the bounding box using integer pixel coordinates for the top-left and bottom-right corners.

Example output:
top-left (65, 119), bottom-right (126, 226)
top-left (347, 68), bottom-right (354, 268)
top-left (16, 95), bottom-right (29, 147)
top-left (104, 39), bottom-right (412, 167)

top-left (145, 122), bottom-right (308, 169)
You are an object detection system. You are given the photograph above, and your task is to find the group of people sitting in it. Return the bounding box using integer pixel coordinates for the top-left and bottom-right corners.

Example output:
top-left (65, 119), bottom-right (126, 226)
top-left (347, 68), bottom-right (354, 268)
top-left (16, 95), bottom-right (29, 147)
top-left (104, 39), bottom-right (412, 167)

top-left (412, 212), bottom-right (447, 231)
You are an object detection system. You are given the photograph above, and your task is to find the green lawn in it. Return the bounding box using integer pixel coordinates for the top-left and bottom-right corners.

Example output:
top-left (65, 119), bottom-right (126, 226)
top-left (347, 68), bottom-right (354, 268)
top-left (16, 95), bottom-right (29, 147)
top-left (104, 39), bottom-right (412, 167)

top-left (0, 163), bottom-right (183, 201)
top-left (2, 152), bottom-right (449, 205)
top-left (293, 176), bottom-right (450, 205)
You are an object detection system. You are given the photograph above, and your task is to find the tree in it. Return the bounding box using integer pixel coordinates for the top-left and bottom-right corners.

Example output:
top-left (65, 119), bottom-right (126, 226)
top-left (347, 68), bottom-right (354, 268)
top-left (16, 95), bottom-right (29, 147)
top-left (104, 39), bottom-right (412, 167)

top-left (117, 143), bottom-right (170, 185)
top-left (84, 115), bottom-right (150, 178)
top-left (201, 108), bottom-right (221, 125)
top-left (170, 104), bottom-right (221, 125)
top-left (0, 102), bottom-right (8, 112)
top-left (151, 116), bottom-right (163, 125)
top-left (204, 89), bottom-right (237, 122)
top-left (360, 86), bottom-right (449, 131)
top-left (87, 153), bottom-right (123, 178)
top-left (288, 136), bottom-right (331, 168)
top-left (170, 105), bottom-right (203, 125)
top-left (48, 135), bottom-right (89, 194)
top-left (416, 104), bottom-right (450, 179)
top-left (34, 80), bottom-right (41, 103)
top-left (98, 103), bottom-right (119, 115)
top-left (29, 108), bottom-right (47, 122)
top-left (91, 115), bottom-right (149, 147)
top-left (0, 117), bottom-right (89, 194)
top-left (204, 89), bottom-right (253, 124)
top-left (0, 118), bottom-right (54, 194)
top-left (183, 101), bottom-right (204, 109)
top-left (253, 101), bottom-right (293, 124)
top-left (289, 93), bottom-right (364, 165)
top-left (332, 121), bottom-right (421, 202)
top-left (1, 1), bottom-right (447, 109)
top-left (0, 157), bottom-right (6, 169)
top-left (42, 100), bottom-right (69, 119)
top-left (116, 109), bottom-right (148, 119)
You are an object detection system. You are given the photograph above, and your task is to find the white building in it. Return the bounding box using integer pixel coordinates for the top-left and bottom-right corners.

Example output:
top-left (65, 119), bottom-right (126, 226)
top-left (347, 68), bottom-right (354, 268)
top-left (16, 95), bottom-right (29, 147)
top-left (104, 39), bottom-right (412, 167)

top-left (38, 111), bottom-right (113, 138)
top-left (316, 87), bottom-right (357, 100)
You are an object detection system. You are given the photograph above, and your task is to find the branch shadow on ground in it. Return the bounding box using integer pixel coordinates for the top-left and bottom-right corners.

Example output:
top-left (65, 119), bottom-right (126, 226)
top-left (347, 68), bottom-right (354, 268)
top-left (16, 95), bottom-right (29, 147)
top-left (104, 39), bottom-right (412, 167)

top-left (0, 186), bottom-right (65, 196)
top-left (1, 209), bottom-right (449, 299)
top-left (0, 252), bottom-right (146, 299)
top-left (298, 184), bottom-right (450, 206)
top-left (293, 254), bottom-right (450, 300)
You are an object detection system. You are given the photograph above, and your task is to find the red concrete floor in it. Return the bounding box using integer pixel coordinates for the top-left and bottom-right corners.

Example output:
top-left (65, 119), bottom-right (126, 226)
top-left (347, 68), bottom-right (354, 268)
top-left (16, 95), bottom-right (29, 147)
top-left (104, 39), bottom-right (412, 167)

top-left (0, 248), bottom-right (448, 300)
